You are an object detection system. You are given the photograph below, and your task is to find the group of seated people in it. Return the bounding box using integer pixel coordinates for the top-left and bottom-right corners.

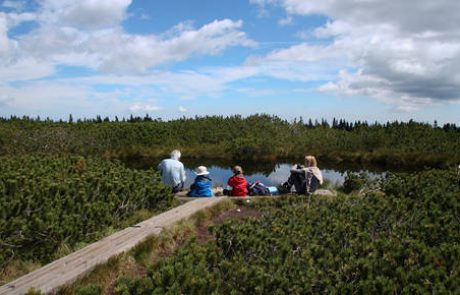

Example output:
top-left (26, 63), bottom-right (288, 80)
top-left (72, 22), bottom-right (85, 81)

top-left (157, 150), bottom-right (323, 197)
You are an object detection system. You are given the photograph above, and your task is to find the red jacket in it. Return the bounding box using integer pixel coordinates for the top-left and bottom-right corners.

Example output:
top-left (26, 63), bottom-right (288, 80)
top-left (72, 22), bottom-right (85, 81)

top-left (228, 174), bottom-right (248, 197)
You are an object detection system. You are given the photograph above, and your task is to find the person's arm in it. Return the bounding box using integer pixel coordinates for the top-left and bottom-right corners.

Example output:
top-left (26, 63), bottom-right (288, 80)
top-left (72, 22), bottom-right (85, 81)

top-left (157, 161), bottom-right (163, 175)
top-left (290, 164), bottom-right (304, 175)
top-left (179, 163), bottom-right (186, 183)
top-left (228, 176), bottom-right (234, 186)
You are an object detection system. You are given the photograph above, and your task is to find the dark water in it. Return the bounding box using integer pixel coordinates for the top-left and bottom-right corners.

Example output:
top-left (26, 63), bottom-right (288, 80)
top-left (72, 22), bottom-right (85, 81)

top-left (125, 157), bottom-right (395, 188)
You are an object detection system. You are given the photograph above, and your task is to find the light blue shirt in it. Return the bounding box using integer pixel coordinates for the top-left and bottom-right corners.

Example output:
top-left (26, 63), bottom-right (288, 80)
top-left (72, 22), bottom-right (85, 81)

top-left (157, 158), bottom-right (186, 188)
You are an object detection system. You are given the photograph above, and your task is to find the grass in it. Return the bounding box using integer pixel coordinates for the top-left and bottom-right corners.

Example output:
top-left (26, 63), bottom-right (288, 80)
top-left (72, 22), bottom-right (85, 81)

top-left (0, 260), bottom-right (42, 286)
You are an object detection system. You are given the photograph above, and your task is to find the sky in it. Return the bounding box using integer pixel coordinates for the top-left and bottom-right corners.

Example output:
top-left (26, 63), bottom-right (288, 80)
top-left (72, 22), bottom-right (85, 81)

top-left (1, 0), bottom-right (459, 124)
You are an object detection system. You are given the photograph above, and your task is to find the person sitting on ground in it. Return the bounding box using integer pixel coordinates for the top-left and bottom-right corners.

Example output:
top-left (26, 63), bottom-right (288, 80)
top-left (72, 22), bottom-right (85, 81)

top-left (225, 165), bottom-right (248, 197)
top-left (280, 155), bottom-right (323, 195)
top-left (187, 166), bottom-right (213, 197)
top-left (157, 149), bottom-right (186, 193)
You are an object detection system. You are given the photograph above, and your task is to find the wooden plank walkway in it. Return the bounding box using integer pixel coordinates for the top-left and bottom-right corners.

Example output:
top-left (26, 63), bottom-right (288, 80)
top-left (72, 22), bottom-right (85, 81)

top-left (0, 197), bottom-right (226, 295)
top-left (175, 189), bottom-right (336, 201)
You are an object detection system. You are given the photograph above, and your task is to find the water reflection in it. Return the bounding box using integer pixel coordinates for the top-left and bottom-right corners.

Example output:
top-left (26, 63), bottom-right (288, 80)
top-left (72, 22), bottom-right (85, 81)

top-left (124, 157), bottom-right (389, 188)
top-left (183, 163), bottom-right (347, 188)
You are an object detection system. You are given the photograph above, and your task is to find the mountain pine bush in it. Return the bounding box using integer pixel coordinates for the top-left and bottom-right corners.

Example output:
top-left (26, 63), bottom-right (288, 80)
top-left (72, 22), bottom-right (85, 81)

top-left (0, 156), bottom-right (174, 268)
top-left (115, 169), bottom-right (460, 294)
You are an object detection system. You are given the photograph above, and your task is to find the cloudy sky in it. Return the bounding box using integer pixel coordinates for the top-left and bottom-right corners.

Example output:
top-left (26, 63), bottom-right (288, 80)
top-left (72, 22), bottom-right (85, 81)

top-left (1, 0), bottom-right (459, 123)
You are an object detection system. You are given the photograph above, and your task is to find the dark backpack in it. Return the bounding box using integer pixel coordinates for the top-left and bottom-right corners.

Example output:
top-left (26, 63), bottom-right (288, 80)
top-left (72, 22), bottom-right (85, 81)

top-left (305, 171), bottom-right (320, 194)
top-left (248, 181), bottom-right (270, 196)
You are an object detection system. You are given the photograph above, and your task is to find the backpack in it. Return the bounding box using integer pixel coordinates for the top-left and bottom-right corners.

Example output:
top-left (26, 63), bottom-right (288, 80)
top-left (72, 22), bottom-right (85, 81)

top-left (248, 181), bottom-right (270, 196)
top-left (305, 170), bottom-right (320, 194)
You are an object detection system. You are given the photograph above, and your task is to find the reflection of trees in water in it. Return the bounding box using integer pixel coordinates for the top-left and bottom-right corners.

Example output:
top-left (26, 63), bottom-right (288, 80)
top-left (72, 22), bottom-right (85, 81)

top-left (180, 158), bottom-right (277, 176)
top-left (319, 160), bottom-right (414, 174)
top-left (123, 157), bottom-right (410, 186)
top-left (122, 156), bottom-right (416, 176)
top-left (123, 157), bottom-right (280, 176)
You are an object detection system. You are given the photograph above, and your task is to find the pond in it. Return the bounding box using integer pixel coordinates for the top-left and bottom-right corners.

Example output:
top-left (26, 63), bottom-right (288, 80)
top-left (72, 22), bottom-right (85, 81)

top-left (181, 163), bottom-right (347, 188)
top-left (125, 157), bottom-right (395, 188)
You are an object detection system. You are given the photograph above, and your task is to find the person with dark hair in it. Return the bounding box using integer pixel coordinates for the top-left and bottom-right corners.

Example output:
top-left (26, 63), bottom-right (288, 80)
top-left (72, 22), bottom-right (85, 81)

top-left (157, 149), bottom-right (186, 193)
top-left (225, 165), bottom-right (248, 197)
top-left (280, 155), bottom-right (323, 195)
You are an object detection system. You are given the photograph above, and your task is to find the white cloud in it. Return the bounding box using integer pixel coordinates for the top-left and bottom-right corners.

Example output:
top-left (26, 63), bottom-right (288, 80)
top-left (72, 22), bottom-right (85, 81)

top-left (0, 80), bottom-right (161, 118)
top-left (0, 58), bottom-right (55, 82)
top-left (57, 71), bottom-right (223, 100)
top-left (0, 1), bottom-right (259, 118)
top-left (6, 11), bottom-right (36, 26)
top-left (128, 103), bottom-right (161, 113)
top-left (247, 43), bottom-right (345, 63)
top-left (250, 0), bottom-right (460, 108)
top-left (2, 0), bottom-right (26, 12)
top-left (237, 88), bottom-right (277, 97)
top-left (0, 13), bottom-right (9, 55)
top-left (243, 43), bottom-right (347, 82)
top-left (0, 82), bottom-right (91, 111)
top-left (278, 16), bottom-right (292, 26)
top-left (4, 15), bottom-right (255, 76)
top-left (38, 0), bottom-right (132, 30)
top-left (96, 19), bottom-right (256, 73)
top-left (178, 105), bottom-right (187, 113)
top-left (0, 65), bottom-right (260, 118)
top-left (1, 0), bottom-right (256, 80)
top-left (0, 94), bottom-right (13, 106)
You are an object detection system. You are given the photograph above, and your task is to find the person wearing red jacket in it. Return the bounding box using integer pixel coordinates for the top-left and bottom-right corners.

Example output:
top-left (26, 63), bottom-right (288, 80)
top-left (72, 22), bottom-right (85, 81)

top-left (226, 165), bottom-right (248, 197)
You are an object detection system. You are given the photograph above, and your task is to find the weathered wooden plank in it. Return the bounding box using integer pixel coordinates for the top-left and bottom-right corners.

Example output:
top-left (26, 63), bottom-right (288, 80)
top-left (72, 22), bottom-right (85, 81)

top-left (175, 189), bottom-right (336, 201)
top-left (0, 197), bottom-right (225, 295)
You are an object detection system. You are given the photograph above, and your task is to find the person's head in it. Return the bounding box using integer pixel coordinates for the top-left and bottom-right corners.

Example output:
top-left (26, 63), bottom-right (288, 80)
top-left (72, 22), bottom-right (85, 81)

top-left (170, 149), bottom-right (181, 160)
top-left (304, 155), bottom-right (317, 167)
top-left (232, 165), bottom-right (243, 175)
top-left (194, 166), bottom-right (209, 176)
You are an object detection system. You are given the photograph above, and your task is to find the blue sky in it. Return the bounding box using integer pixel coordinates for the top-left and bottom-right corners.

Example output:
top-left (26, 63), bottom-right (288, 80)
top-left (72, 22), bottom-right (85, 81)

top-left (1, 0), bottom-right (459, 124)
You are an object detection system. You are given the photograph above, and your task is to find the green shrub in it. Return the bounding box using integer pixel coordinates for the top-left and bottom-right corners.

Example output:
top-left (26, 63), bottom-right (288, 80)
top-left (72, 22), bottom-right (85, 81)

top-left (75, 283), bottom-right (102, 295)
top-left (0, 156), bottom-right (174, 268)
top-left (114, 170), bottom-right (460, 294)
top-left (342, 171), bottom-right (370, 193)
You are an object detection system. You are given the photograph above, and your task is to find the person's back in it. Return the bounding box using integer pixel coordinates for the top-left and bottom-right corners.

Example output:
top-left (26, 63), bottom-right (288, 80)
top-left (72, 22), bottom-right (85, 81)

top-left (187, 166), bottom-right (213, 197)
top-left (282, 155), bottom-right (323, 195)
top-left (305, 166), bottom-right (323, 194)
top-left (227, 166), bottom-right (248, 197)
top-left (157, 150), bottom-right (186, 193)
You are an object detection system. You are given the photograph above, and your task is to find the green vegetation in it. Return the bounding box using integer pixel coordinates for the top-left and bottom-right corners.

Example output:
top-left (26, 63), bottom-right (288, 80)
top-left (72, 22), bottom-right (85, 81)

top-left (57, 199), bottom-right (235, 295)
top-left (342, 171), bottom-right (371, 193)
top-left (1, 115), bottom-right (459, 168)
top-left (113, 169), bottom-right (460, 294)
top-left (0, 156), bottom-right (174, 283)
top-left (1, 114), bottom-right (459, 292)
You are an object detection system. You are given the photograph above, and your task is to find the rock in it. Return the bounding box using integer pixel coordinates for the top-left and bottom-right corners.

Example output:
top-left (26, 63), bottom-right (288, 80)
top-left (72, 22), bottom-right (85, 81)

top-left (314, 189), bottom-right (336, 196)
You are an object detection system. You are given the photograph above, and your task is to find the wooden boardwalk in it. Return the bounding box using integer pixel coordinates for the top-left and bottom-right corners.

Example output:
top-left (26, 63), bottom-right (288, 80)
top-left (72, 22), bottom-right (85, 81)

top-left (0, 197), bottom-right (225, 295)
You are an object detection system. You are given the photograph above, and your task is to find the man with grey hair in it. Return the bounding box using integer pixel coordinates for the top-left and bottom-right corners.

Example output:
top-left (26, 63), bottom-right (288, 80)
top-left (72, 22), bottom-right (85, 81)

top-left (158, 149), bottom-right (186, 193)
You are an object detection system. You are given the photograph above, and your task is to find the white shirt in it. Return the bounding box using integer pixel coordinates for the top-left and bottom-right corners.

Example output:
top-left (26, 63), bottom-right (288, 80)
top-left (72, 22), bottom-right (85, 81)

top-left (157, 158), bottom-right (186, 187)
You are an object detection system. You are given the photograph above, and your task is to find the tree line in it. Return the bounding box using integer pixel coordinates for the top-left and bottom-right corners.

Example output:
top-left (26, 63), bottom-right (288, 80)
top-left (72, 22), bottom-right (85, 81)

top-left (1, 114), bottom-right (459, 168)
